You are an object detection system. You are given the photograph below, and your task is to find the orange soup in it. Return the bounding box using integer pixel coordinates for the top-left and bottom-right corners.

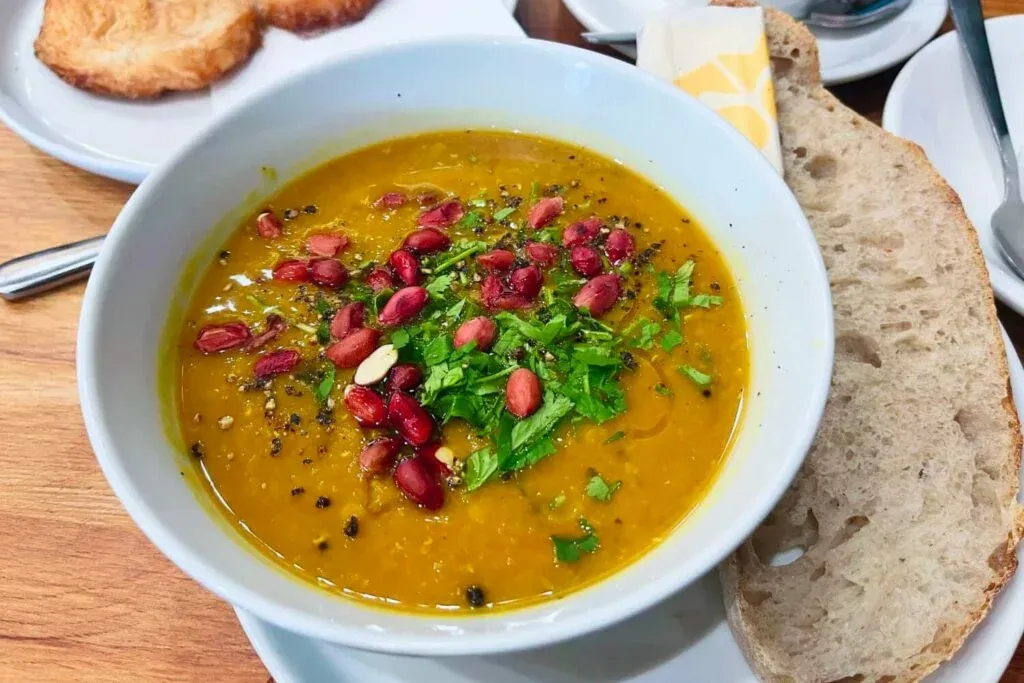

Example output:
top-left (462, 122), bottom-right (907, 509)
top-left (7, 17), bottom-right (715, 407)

top-left (175, 131), bottom-right (747, 613)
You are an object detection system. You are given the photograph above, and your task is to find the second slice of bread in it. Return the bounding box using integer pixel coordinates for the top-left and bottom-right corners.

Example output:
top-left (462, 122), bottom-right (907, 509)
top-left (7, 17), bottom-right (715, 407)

top-left (717, 4), bottom-right (1024, 682)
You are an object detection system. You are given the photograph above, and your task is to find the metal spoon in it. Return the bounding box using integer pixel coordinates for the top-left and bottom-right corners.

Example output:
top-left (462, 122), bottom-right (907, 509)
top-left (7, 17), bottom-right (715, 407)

top-left (0, 236), bottom-right (104, 301)
top-left (950, 0), bottom-right (1024, 279)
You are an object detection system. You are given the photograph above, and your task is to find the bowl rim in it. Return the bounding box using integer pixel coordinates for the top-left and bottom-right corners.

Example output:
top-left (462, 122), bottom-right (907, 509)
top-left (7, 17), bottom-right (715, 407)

top-left (77, 34), bottom-right (833, 656)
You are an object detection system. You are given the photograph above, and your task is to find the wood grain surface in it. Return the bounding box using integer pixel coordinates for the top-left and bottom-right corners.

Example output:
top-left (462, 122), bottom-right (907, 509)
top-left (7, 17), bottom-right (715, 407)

top-left (1, 1), bottom-right (1023, 681)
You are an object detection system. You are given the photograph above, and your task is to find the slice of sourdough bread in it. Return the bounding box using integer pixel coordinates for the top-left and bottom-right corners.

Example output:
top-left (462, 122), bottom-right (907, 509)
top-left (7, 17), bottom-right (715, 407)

top-left (715, 4), bottom-right (1024, 682)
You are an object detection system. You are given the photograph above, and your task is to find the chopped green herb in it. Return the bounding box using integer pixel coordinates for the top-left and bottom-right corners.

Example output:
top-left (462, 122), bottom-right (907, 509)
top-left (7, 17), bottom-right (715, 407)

top-left (660, 329), bottom-right (684, 352)
top-left (315, 366), bottom-right (336, 403)
top-left (390, 328), bottom-right (411, 349)
top-left (551, 518), bottom-right (600, 563)
top-left (585, 474), bottom-right (622, 502)
top-left (464, 448), bottom-right (498, 492)
top-left (690, 294), bottom-right (724, 308)
top-left (316, 321), bottom-right (331, 345)
top-left (654, 384), bottom-right (674, 398)
top-left (603, 431), bottom-right (625, 445)
top-left (314, 296), bottom-right (333, 317)
top-left (425, 273), bottom-right (456, 297)
top-left (549, 493), bottom-right (567, 510)
top-left (510, 395), bottom-right (574, 453)
top-left (530, 180), bottom-right (541, 200)
top-left (493, 206), bottom-right (516, 221)
top-left (678, 365), bottom-right (712, 387)
top-left (459, 210), bottom-right (485, 230)
top-left (468, 197), bottom-right (487, 208)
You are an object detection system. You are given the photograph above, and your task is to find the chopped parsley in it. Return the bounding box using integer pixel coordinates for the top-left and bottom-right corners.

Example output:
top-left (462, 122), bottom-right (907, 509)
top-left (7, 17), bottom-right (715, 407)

top-left (678, 365), bottom-right (712, 387)
top-left (314, 366), bottom-right (336, 403)
top-left (603, 431), bottom-right (625, 445)
top-left (654, 383), bottom-right (674, 398)
top-left (551, 518), bottom-right (600, 563)
top-left (585, 474), bottom-right (622, 502)
top-left (493, 206), bottom-right (516, 221)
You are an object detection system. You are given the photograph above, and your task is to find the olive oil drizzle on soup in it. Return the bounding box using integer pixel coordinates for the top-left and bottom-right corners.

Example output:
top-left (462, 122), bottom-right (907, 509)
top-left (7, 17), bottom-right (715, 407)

top-left (176, 131), bottom-right (748, 613)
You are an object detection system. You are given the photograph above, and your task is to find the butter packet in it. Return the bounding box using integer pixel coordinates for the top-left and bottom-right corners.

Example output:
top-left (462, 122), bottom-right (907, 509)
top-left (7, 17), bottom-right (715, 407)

top-left (637, 6), bottom-right (783, 173)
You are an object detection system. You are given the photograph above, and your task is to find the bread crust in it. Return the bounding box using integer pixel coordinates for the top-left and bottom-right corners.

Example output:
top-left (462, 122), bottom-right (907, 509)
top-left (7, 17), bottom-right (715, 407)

top-left (256, 0), bottom-right (381, 32)
top-left (34, 0), bottom-right (261, 99)
top-left (714, 3), bottom-right (1024, 681)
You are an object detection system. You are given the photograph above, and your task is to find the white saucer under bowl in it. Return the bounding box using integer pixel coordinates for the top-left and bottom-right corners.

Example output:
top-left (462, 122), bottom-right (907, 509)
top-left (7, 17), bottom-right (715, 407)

top-left (562, 0), bottom-right (947, 85)
top-left (0, 0), bottom-right (521, 185)
top-left (234, 328), bottom-right (1024, 682)
top-left (883, 15), bottom-right (1024, 316)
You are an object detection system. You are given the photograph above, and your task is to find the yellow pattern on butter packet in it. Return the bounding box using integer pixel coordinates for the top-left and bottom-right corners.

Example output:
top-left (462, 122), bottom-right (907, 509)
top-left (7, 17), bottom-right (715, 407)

top-left (637, 6), bottom-right (782, 173)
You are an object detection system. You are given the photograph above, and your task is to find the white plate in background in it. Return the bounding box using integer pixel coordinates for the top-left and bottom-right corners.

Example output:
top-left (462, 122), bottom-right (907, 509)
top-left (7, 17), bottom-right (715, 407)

top-left (562, 0), bottom-right (947, 85)
top-left (0, 0), bottom-right (521, 185)
top-left (883, 15), bottom-right (1024, 316)
top-left (234, 327), bottom-right (1024, 682)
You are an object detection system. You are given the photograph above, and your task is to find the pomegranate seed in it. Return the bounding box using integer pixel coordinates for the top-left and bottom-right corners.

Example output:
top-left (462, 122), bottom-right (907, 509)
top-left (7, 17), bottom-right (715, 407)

top-left (403, 228), bottom-right (451, 255)
top-left (570, 246), bottom-right (603, 278)
top-left (243, 314), bottom-right (287, 351)
top-left (394, 457), bottom-right (444, 510)
top-left (453, 316), bottom-right (497, 351)
top-left (378, 286), bottom-right (429, 327)
top-left (373, 192), bottom-right (408, 210)
top-left (343, 385), bottom-right (388, 427)
top-left (359, 436), bottom-right (403, 474)
top-left (510, 265), bottom-right (543, 299)
top-left (526, 242), bottom-right (559, 267)
top-left (477, 249), bottom-right (515, 272)
top-left (330, 302), bottom-right (365, 340)
top-left (389, 249), bottom-right (422, 286)
top-left (527, 196), bottom-right (564, 229)
top-left (194, 322), bottom-right (250, 353)
top-left (506, 368), bottom-right (542, 418)
top-left (418, 200), bottom-right (465, 228)
top-left (253, 349), bottom-right (300, 379)
top-left (562, 217), bottom-right (603, 248)
top-left (309, 258), bottom-right (348, 289)
top-left (605, 229), bottom-right (636, 263)
top-left (365, 267), bottom-right (397, 292)
top-left (326, 328), bottom-right (380, 367)
top-left (386, 364), bottom-right (424, 393)
top-left (272, 259), bottom-right (311, 282)
top-left (305, 233), bottom-right (349, 257)
top-left (256, 211), bottom-right (283, 238)
top-left (573, 274), bottom-right (621, 318)
top-left (388, 392), bottom-right (434, 446)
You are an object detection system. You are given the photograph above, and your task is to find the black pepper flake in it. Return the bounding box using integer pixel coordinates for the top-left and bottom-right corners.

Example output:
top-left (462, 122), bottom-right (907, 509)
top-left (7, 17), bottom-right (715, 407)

top-left (317, 539), bottom-right (330, 551)
top-left (283, 208), bottom-right (300, 220)
top-left (465, 585), bottom-right (486, 608)
top-left (302, 458), bottom-right (313, 465)
top-left (507, 196), bottom-right (523, 208)
top-left (316, 406), bottom-right (334, 426)
top-left (597, 197), bottom-right (608, 204)
top-left (190, 442), bottom-right (205, 458)
top-left (289, 413), bottom-right (301, 425)
top-left (303, 204), bottom-right (318, 215)
top-left (620, 352), bottom-right (637, 370)
top-left (710, 281), bottom-right (721, 292)
top-left (614, 518), bottom-right (623, 525)
top-left (315, 496), bottom-right (331, 509)
top-left (568, 154), bottom-right (576, 160)
top-left (218, 250), bottom-right (231, 260)
top-left (291, 487), bottom-right (305, 496)
top-left (499, 471), bottom-right (514, 482)
top-left (343, 516), bottom-right (359, 538)
top-left (702, 389), bottom-right (713, 398)
top-left (317, 445), bottom-right (328, 455)
top-left (270, 437), bottom-right (282, 456)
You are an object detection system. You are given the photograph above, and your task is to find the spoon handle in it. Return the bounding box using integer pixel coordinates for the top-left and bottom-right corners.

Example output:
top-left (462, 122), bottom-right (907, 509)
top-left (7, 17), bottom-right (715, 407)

top-left (950, 0), bottom-right (1019, 195)
top-left (0, 235), bottom-right (104, 301)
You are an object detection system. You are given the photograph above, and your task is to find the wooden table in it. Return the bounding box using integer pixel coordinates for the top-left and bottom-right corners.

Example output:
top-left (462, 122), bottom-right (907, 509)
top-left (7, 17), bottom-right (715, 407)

top-left (1, 1), bottom-right (1022, 681)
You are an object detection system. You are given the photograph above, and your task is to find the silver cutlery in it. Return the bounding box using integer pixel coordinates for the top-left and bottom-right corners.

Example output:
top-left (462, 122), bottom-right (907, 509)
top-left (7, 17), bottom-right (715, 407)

top-left (0, 235), bottom-right (104, 301)
top-left (950, 0), bottom-right (1024, 279)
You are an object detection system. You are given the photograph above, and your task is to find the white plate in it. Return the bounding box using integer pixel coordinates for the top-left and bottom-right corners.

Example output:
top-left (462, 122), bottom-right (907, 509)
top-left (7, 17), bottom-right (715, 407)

top-left (561, 0), bottom-right (947, 85)
top-left (235, 326), bottom-right (1024, 682)
top-left (0, 0), bottom-right (521, 185)
top-left (883, 15), bottom-right (1024, 317)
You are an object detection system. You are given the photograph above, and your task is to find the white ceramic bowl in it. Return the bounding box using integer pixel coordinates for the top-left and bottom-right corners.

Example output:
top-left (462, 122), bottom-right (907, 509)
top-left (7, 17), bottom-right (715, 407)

top-left (77, 37), bottom-right (833, 656)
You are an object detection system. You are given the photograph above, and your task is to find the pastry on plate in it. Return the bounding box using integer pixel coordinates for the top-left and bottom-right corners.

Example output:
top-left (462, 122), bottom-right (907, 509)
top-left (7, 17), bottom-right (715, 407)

top-left (256, 0), bottom-right (381, 32)
top-left (718, 3), bottom-right (1024, 682)
top-left (34, 0), bottom-right (261, 99)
